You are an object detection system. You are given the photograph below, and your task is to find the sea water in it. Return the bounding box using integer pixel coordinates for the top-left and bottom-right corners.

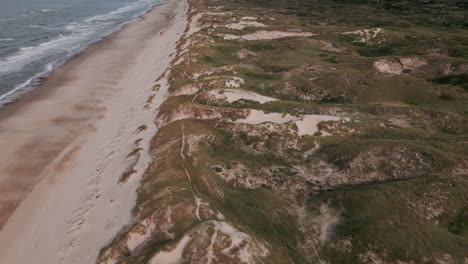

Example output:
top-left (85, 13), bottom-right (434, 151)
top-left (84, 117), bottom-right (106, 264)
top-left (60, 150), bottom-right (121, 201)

top-left (0, 0), bottom-right (163, 106)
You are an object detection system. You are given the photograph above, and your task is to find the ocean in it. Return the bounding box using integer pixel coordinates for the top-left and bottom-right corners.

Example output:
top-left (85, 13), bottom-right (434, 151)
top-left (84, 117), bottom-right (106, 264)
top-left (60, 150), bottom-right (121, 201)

top-left (0, 0), bottom-right (163, 106)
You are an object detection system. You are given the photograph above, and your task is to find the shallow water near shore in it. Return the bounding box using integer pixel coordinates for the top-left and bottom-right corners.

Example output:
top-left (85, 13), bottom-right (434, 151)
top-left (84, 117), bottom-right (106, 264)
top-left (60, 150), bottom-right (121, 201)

top-left (0, 0), bottom-right (163, 106)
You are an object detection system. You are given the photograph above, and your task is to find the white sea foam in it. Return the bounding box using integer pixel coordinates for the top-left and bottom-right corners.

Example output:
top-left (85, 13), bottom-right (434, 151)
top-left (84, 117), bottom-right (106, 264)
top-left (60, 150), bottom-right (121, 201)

top-left (84, 0), bottom-right (155, 23)
top-left (0, 35), bottom-right (78, 74)
top-left (0, 63), bottom-right (55, 106)
top-left (0, 0), bottom-right (163, 106)
top-left (1, 0), bottom-right (161, 75)
top-left (20, 9), bottom-right (52, 16)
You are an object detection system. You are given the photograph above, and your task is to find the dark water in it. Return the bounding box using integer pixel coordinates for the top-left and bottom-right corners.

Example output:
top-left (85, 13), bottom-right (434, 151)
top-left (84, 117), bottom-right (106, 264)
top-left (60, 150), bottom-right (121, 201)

top-left (0, 0), bottom-right (163, 106)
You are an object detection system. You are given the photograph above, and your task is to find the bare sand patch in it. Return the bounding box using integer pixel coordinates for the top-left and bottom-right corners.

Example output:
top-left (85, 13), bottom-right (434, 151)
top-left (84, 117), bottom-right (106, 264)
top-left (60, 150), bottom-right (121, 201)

top-left (238, 110), bottom-right (348, 136)
top-left (208, 89), bottom-right (277, 104)
top-left (149, 235), bottom-right (192, 264)
top-left (224, 77), bottom-right (245, 88)
top-left (373, 57), bottom-right (427, 75)
top-left (242, 30), bottom-right (315, 41)
top-left (295, 115), bottom-right (346, 136)
top-left (216, 33), bottom-right (240, 40)
top-left (373, 57), bottom-right (404, 75)
top-left (149, 220), bottom-right (269, 264)
top-left (225, 21), bottom-right (267, 30)
top-left (342, 28), bottom-right (383, 44)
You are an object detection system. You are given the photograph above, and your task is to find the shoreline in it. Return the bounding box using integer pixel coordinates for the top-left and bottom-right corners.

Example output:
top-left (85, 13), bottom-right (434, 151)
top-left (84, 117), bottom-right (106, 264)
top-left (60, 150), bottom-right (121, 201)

top-left (0, 0), bottom-right (164, 119)
top-left (0, 0), bottom-right (188, 262)
top-left (0, 0), bottom-right (165, 108)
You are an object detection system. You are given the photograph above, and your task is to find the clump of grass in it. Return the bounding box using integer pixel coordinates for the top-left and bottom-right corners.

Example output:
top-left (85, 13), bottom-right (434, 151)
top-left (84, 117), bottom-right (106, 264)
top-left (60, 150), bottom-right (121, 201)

top-left (431, 74), bottom-right (468, 91)
top-left (448, 208), bottom-right (468, 235)
top-left (127, 148), bottom-right (143, 158)
top-left (135, 125), bottom-right (148, 134)
top-left (119, 168), bottom-right (137, 183)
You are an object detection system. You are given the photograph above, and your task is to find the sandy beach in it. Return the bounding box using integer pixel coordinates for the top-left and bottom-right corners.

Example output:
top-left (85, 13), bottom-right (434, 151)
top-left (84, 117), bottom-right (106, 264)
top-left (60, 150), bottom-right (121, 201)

top-left (0, 0), bottom-right (187, 262)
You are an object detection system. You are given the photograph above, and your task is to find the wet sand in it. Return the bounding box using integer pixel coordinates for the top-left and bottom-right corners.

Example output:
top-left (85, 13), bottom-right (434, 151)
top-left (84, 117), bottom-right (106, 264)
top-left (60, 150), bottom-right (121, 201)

top-left (0, 0), bottom-right (188, 262)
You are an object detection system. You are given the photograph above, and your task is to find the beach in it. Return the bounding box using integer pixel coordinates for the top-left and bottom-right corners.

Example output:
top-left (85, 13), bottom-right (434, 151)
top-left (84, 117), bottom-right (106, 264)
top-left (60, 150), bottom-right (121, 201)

top-left (0, 0), bottom-right (188, 262)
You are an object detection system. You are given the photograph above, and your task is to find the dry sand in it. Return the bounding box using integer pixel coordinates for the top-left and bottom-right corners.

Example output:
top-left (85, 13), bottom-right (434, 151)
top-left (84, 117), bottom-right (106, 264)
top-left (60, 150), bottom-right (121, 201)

top-left (0, 0), bottom-right (188, 263)
top-left (207, 89), bottom-right (277, 104)
top-left (241, 31), bottom-right (315, 41)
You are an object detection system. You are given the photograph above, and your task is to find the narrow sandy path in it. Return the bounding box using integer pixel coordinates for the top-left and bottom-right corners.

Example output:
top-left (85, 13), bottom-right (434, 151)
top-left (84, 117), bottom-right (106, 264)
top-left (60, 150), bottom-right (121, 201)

top-left (0, 0), bottom-right (188, 263)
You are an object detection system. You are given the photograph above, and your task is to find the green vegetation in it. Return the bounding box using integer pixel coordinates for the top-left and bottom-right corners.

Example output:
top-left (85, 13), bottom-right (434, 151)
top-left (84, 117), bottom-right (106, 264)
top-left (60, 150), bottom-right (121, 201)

top-left (192, 0), bottom-right (468, 262)
top-left (315, 174), bottom-right (468, 263)
top-left (100, 0), bottom-right (468, 262)
top-left (449, 208), bottom-right (468, 236)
